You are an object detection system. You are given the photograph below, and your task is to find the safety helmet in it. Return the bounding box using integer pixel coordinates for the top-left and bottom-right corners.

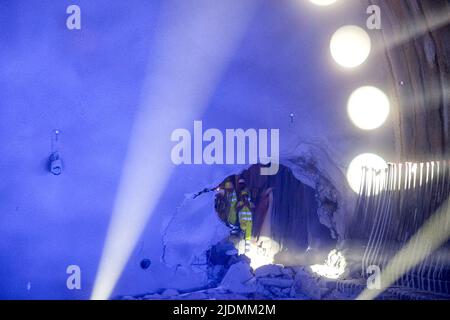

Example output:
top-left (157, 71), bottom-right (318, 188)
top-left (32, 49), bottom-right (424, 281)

top-left (238, 178), bottom-right (246, 184)
top-left (224, 181), bottom-right (233, 189)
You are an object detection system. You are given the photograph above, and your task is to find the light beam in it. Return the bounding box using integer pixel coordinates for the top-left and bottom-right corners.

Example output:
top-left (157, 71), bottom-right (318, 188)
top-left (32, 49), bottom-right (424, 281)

top-left (357, 197), bottom-right (450, 300)
top-left (91, 0), bottom-right (258, 300)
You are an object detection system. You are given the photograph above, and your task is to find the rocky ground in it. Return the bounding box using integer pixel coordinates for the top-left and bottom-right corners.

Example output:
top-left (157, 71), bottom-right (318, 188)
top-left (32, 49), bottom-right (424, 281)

top-left (122, 257), bottom-right (450, 301)
top-left (121, 238), bottom-right (450, 301)
top-left (122, 263), bottom-right (336, 300)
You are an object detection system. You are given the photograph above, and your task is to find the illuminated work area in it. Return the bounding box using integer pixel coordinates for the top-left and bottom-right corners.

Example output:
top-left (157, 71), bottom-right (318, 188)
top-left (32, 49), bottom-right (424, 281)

top-left (0, 0), bottom-right (449, 301)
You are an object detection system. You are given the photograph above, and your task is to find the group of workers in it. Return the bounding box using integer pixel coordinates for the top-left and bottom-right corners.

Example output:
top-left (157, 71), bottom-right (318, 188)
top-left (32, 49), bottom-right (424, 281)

top-left (215, 178), bottom-right (255, 253)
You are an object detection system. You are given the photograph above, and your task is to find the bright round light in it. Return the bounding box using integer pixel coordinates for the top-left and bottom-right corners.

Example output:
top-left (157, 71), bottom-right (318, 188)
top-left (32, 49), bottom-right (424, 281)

top-left (330, 25), bottom-right (371, 68)
top-left (347, 153), bottom-right (388, 195)
top-left (241, 237), bottom-right (280, 269)
top-left (309, 0), bottom-right (337, 6)
top-left (348, 86), bottom-right (390, 130)
top-left (311, 249), bottom-right (346, 279)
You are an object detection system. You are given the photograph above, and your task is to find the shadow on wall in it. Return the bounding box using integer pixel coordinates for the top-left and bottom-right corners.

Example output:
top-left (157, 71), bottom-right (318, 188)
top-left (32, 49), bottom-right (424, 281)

top-left (214, 164), bottom-right (337, 266)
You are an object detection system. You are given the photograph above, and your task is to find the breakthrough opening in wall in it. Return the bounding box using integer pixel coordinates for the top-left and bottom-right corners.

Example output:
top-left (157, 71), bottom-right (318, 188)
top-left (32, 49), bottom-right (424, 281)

top-left (213, 163), bottom-right (338, 269)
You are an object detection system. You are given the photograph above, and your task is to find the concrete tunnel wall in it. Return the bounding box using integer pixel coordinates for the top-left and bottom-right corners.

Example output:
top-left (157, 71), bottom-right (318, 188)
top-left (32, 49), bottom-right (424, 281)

top-left (0, 0), bottom-right (395, 299)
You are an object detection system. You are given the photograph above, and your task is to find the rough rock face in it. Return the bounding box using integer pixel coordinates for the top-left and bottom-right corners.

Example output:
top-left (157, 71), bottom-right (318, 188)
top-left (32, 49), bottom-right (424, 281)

top-left (124, 259), bottom-right (308, 300)
top-left (283, 142), bottom-right (353, 241)
top-left (162, 191), bottom-right (230, 268)
top-left (254, 265), bottom-right (284, 278)
top-left (220, 261), bottom-right (255, 294)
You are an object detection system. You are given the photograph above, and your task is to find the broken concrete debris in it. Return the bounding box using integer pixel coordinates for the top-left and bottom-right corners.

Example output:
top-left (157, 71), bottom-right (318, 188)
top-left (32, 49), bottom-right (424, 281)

top-left (121, 257), bottom-right (360, 300)
top-left (122, 255), bottom-right (444, 300)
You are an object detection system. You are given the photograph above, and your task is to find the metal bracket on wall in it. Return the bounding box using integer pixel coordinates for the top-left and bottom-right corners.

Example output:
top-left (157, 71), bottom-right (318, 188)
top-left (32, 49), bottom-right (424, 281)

top-left (49, 130), bottom-right (63, 176)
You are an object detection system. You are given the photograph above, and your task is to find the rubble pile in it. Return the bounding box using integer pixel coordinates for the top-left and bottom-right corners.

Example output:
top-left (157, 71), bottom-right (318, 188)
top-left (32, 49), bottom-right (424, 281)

top-left (122, 258), bottom-right (367, 301)
top-left (122, 237), bottom-right (450, 301)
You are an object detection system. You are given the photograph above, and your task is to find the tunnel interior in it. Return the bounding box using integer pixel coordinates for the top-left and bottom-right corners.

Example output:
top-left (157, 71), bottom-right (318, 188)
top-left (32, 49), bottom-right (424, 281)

top-left (0, 0), bottom-right (449, 301)
top-left (214, 164), bottom-right (336, 264)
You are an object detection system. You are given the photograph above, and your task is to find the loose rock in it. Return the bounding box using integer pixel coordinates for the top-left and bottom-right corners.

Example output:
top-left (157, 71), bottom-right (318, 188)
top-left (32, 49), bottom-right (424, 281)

top-left (254, 264), bottom-right (284, 278)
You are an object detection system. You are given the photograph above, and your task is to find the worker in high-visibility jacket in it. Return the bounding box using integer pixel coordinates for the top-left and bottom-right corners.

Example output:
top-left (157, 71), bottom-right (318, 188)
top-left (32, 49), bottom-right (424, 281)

top-left (224, 181), bottom-right (239, 234)
top-left (236, 189), bottom-right (255, 253)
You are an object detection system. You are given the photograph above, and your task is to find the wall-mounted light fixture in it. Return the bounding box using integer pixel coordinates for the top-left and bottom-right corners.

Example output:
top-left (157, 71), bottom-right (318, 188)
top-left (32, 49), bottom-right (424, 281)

top-left (49, 152), bottom-right (63, 176)
top-left (49, 130), bottom-right (63, 176)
